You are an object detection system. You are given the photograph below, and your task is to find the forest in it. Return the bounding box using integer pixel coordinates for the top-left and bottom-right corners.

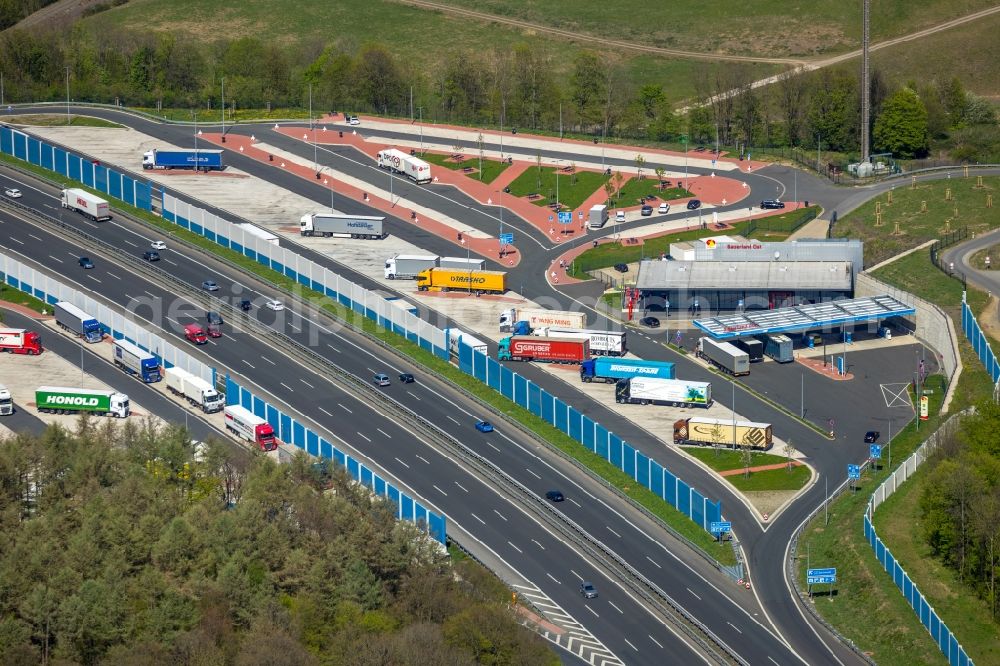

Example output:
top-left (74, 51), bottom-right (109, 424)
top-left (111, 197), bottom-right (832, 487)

top-left (0, 20), bottom-right (997, 163)
top-left (0, 419), bottom-right (558, 665)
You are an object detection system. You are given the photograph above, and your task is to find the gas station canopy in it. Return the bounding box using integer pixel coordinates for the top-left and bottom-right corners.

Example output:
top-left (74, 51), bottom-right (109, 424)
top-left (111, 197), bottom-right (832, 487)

top-left (693, 295), bottom-right (916, 339)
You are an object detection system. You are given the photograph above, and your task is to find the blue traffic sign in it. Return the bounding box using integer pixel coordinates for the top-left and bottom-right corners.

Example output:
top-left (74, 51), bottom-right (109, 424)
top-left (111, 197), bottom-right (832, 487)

top-left (847, 464), bottom-right (861, 480)
top-left (807, 567), bottom-right (837, 585)
top-left (870, 444), bottom-right (882, 460)
top-left (499, 233), bottom-right (514, 245)
top-left (558, 211), bottom-right (573, 224)
top-left (710, 521), bottom-right (732, 534)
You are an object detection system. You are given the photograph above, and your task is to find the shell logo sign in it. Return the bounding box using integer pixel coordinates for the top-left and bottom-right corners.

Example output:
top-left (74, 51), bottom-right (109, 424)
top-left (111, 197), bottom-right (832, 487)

top-left (705, 239), bottom-right (717, 248)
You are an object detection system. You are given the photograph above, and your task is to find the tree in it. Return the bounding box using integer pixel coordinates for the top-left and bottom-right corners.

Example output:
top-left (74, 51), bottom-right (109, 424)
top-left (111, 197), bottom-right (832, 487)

top-left (634, 154), bottom-right (645, 180)
top-left (603, 179), bottom-right (615, 207)
top-left (709, 423), bottom-right (725, 457)
top-left (741, 445), bottom-right (754, 479)
top-left (568, 52), bottom-right (607, 127)
top-left (353, 44), bottom-right (404, 114)
top-left (654, 167), bottom-right (665, 190)
top-left (806, 70), bottom-right (859, 153)
top-left (873, 87), bottom-right (929, 159)
top-left (776, 70), bottom-right (806, 147)
top-left (938, 77), bottom-right (968, 129)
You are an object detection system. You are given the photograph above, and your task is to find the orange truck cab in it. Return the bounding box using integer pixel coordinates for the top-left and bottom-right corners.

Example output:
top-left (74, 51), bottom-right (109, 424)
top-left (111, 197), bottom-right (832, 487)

top-left (184, 323), bottom-right (208, 345)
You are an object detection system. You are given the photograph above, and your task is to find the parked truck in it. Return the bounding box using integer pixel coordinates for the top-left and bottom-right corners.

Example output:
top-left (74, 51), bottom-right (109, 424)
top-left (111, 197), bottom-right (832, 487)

top-left (416, 268), bottom-right (506, 294)
top-left (142, 148), bottom-right (224, 171)
top-left (35, 386), bottom-right (130, 418)
top-left (498, 336), bottom-right (589, 363)
top-left (164, 367), bottom-right (225, 413)
top-left (0, 384), bottom-right (12, 415)
top-left (731, 337), bottom-right (764, 363)
top-left (385, 297), bottom-right (418, 317)
top-left (113, 339), bottom-right (161, 383)
top-left (697, 337), bottom-right (750, 376)
top-left (758, 333), bottom-right (794, 363)
top-left (238, 223), bottom-right (278, 245)
top-left (580, 357), bottom-right (675, 383)
top-left (533, 327), bottom-right (627, 356)
top-left (376, 148), bottom-right (433, 184)
top-left (499, 307), bottom-right (586, 332)
top-left (61, 188), bottom-right (111, 221)
top-left (673, 416), bottom-right (773, 450)
top-left (589, 204), bottom-right (609, 229)
top-left (447, 328), bottom-right (488, 356)
top-left (54, 301), bottom-right (103, 343)
top-left (615, 378), bottom-right (712, 408)
top-left (300, 212), bottom-right (385, 239)
top-left (224, 405), bottom-right (277, 451)
top-left (384, 254), bottom-right (439, 279)
top-left (439, 257), bottom-right (485, 271)
top-left (0, 327), bottom-right (43, 355)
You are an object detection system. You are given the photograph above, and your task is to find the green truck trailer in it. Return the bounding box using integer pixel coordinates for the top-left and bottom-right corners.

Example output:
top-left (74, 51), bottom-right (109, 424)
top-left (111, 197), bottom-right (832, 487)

top-left (35, 386), bottom-right (130, 418)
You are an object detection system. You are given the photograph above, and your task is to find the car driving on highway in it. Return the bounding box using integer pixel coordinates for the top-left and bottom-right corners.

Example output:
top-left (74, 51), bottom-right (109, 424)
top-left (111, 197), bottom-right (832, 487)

top-left (3, 187), bottom-right (22, 198)
top-left (475, 420), bottom-right (494, 433)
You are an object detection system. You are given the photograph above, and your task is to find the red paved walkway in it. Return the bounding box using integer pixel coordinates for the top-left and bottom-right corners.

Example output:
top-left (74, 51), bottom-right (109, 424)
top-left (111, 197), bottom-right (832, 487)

top-left (798, 356), bottom-right (854, 381)
top-left (718, 461), bottom-right (805, 477)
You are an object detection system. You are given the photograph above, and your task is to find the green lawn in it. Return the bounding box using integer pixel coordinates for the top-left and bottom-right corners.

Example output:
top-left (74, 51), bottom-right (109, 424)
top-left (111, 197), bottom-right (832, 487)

top-left (5, 114), bottom-right (122, 128)
top-left (726, 464), bottom-right (811, 492)
top-left (0, 283), bottom-right (48, 314)
top-left (610, 176), bottom-right (692, 208)
top-left (418, 152), bottom-right (510, 184)
top-left (506, 166), bottom-right (608, 211)
top-left (135, 107), bottom-right (312, 123)
top-left (683, 448), bottom-right (792, 471)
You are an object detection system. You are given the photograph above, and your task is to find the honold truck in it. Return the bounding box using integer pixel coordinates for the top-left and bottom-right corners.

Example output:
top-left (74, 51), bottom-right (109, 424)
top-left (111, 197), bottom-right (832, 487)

top-left (498, 336), bottom-right (589, 363)
top-left (224, 405), bottom-right (277, 451)
top-left (54, 301), bottom-right (103, 343)
top-left (580, 357), bottom-right (675, 383)
top-left (142, 148), bottom-right (224, 171)
top-left (35, 386), bottom-right (130, 418)
top-left (615, 378), bottom-right (712, 408)
top-left (447, 328), bottom-right (488, 356)
top-left (0, 327), bottom-right (43, 355)
top-left (673, 417), bottom-right (773, 450)
top-left (113, 339), bottom-right (161, 383)
top-left (499, 307), bottom-right (586, 332)
top-left (384, 254), bottom-right (439, 279)
top-left (61, 188), bottom-right (111, 221)
top-left (376, 148), bottom-right (433, 184)
top-left (417, 268), bottom-right (506, 294)
top-left (0, 384), bottom-right (12, 415)
top-left (164, 367), bottom-right (225, 413)
top-left (731, 338), bottom-right (764, 363)
top-left (758, 333), bottom-right (794, 363)
top-left (533, 327), bottom-right (627, 356)
top-left (697, 337), bottom-right (750, 376)
top-left (300, 212), bottom-right (385, 239)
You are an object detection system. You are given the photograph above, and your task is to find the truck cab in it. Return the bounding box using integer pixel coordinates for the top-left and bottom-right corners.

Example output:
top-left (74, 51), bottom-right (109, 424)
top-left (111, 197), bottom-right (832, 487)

top-left (184, 324), bottom-right (208, 344)
top-left (0, 384), bottom-right (13, 415)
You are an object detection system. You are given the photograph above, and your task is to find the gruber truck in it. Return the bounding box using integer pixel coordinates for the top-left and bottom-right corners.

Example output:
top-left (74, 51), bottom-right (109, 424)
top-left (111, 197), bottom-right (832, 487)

top-left (0, 327), bottom-right (43, 355)
top-left (113, 339), bottom-right (161, 383)
top-left (61, 188), bottom-right (111, 221)
top-left (759, 334), bottom-right (794, 363)
top-left (673, 417), bottom-right (773, 450)
top-left (580, 357), bottom-right (675, 383)
top-left (384, 254), bottom-right (439, 279)
top-left (142, 148), bottom-right (224, 171)
top-left (35, 386), bottom-right (130, 418)
top-left (224, 405), bottom-right (277, 451)
top-left (533, 327), bottom-right (627, 356)
top-left (731, 337), bottom-right (764, 362)
top-left (417, 268), bottom-right (506, 294)
top-left (616, 378), bottom-right (712, 408)
top-left (498, 336), bottom-right (589, 363)
top-left (300, 212), bottom-right (385, 239)
top-left (499, 307), bottom-right (586, 332)
top-left (697, 337), bottom-right (750, 376)
top-left (376, 148), bottom-right (433, 184)
top-left (54, 301), bottom-right (103, 343)
top-left (164, 367), bottom-right (225, 413)
top-left (0, 384), bottom-right (12, 416)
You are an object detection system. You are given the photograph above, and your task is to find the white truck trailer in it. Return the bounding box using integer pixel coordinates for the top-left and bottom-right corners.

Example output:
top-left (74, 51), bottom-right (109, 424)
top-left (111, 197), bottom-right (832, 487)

top-left (300, 212), bottom-right (385, 239)
top-left (615, 378), bottom-right (712, 407)
top-left (499, 307), bottom-right (586, 332)
top-left (112, 339), bottom-right (161, 383)
top-left (588, 204), bottom-right (609, 229)
top-left (447, 328), bottom-right (488, 356)
top-left (697, 337), bottom-right (750, 376)
top-left (61, 188), bottom-right (111, 221)
top-left (384, 254), bottom-right (439, 279)
top-left (164, 367), bottom-right (225, 413)
top-left (376, 148), bottom-right (433, 184)
top-left (223, 405), bottom-right (277, 451)
top-left (534, 327), bottom-right (627, 356)
top-left (237, 223), bottom-right (279, 245)
top-left (0, 384), bottom-right (12, 415)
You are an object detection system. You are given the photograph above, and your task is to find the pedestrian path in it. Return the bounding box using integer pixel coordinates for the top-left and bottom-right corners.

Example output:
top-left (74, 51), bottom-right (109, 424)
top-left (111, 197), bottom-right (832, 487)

top-left (718, 461), bottom-right (804, 477)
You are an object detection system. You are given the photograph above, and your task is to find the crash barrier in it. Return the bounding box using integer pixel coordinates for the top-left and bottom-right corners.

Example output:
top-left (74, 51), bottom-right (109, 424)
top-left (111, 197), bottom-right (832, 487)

top-left (865, 412), bottom-right (974, 666)
top-left (961, 299), bottom-right (1000, 383)
top-left (225, 377), bottom-right (447, 545)
top-left (0, 125), bottom-right (153, 210)
top-left (0, 250), bottom-right (213, 383)
top-left (457, 342), bottom-right (723, 532)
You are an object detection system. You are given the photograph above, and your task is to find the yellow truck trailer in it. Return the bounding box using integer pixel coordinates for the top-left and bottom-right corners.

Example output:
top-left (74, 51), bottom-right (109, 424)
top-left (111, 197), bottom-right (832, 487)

top-left (416, 268), bottom-right (506, 294)
top-left (673, 417), bottom-right (773, 450)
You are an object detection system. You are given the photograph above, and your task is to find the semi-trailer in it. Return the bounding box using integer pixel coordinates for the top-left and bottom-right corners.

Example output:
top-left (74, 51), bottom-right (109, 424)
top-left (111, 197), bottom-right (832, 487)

top-left (0, 384), bottom-right (12, 415)
top-left (758, 333), bottom-right (794, 363)
top-left (416, 268), bottom-right (506, 294)
top-left (731, 338), bottom-right (764, 363)
top-left (0, 327), bottom-right (43, 355)
top-left (580, 357), bottom-right (675, 383)
top-left (697, 337), bottom-right (750, 376)
top-left (447, 328), bottom-right (488, 356)
top-left (588, 204), bottom-right (609, 229)
top-left (439, 257), bottom-right (486, 271)
top-left (300, 212), bottom-right (385, 239)
top-left (223, 405), bottom-right (277, 451)
top-left (673, 416), bottom-right (773, 450)
top-left (615, 378), bottom-right (712, 407)
top-left (376, 148), bottom-right (433, 184)
top-left (61, 188), bottom-right (111, 221)
top-left (385, 297), bottom-right (418, 317)
top-left (112, 339), bottom-right (161, 383)
top-left (164, 367), bottom-right (225, 413)
top-left (499, 307), bottom-right (586, 332)
top-left (35, 386), bottom-right (130, 418)
top-left (238, 223), bottom-right (279, 245)
top-left (533, 327), bottom-right (627, 356)
top-left (498, 336), bottom-right (589, 363)
top-left (54, 301), bottom-right (103, 343)
top-left (142, 148), bottom-right (224, 171)
top-left (384, 254), bottom-right (439, 279)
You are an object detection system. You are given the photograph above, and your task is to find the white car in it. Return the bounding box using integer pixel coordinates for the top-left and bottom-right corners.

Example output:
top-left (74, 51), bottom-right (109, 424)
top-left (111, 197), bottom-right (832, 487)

top-left (3, 188), bottom-right (21, 198)
top-left (615, 210), bottom-right (626, 222)
top-left (265, 299), bottom-right (284, 311)
top-left (658, 203), bottom-right (669, 214)
top-left (150, 240), bottom-right (167, 250)
top-left (347, 116), bottom-right (361, 126)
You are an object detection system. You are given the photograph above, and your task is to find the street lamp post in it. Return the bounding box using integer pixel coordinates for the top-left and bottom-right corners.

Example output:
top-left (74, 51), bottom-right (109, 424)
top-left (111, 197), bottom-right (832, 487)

top-left (221, 77), bottom-right (225, 136)
top-left (683, 135), bottom-right (688, 187)
top-left (65, 66), bottom-right (70, 125)
top-left (418, 106), bottom-right (424, 154)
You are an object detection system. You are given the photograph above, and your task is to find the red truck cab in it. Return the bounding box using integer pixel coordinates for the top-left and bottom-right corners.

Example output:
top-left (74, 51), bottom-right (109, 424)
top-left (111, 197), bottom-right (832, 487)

top-left (184, 324), bottom-right (208, 345)
top-left (0, 328), bottom-right (44, 355)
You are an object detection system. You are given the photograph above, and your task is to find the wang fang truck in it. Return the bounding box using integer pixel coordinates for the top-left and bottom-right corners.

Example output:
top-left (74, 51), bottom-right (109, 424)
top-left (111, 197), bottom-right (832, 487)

top-left (0, 327), bottom-right (43, 355)
top-left (113, 339), bottom-right (161, 383)
top-left (61, 188), bottom-right (111, 221)
top-left (35, 386), bottom-right (130, 418)
top-left (54, 301), bottom-right (103, 343)
top-left (499, 307), bottom-right (586, 332)
top-left (224, 405), bottom-right (278, 451)
top-left (164, 367), bottom-right (225, 413)
top-left (615, 378), bottom-right (712, 408)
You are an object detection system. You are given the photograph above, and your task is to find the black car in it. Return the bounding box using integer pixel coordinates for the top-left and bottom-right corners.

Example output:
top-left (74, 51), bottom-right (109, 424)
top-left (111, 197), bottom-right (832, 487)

top-left (239, 299), bottom-right (253, 311)
top-left (865, 431), bottom-right (880, 443)
top-left (686, 199), bottom-right (702, 210)
top-left (640, 316), bottom-right (660, 328)
top-left (142, 250), bottom-right (160, 261)
top-left (545, 490), bottom-right (565, 502)
top-left (399, 372), bottom-right (415, 383)
top-left (614, 263), bottom-right (629, 273)
top-left (640, 205), bottom-right (653, 216)
top-left (78, 256), bottom-right (94, 269)
top-left (206, 311), bottom-right (224, 326)
top-left (760, 199), bottom-right (785, 209)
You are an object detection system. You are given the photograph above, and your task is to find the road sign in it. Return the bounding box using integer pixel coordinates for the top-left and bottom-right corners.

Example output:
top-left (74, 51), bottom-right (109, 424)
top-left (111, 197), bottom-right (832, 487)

top-left (870, 444), bottom-right (882, 460)
top-left (558, 211), bottom-right (573, 224)
top-left (710, 521), bottom-right (732, 534)
top-left (807, 567), bottom-right (837, 585)
top-left (499, 233), bottom-right (514, 245)
top-left (847, 464), bottom-right (861, 480)
top-left (578, 211), bottom-right (584, 220)
top-left (920, 395), bottom-right (929, 420)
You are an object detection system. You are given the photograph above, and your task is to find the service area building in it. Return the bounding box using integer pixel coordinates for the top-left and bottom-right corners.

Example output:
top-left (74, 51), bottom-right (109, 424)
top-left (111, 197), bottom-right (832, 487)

top-left (636, 237), bottom-right (864, 314)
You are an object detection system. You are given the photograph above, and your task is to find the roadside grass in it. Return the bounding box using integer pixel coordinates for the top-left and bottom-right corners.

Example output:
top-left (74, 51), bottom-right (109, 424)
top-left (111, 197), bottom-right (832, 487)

top-left (135, 107), bottom-right (312, 123)
top-left (831, 176), bottom-right (1000, 266)
top-left (0, 283), bottom-right (49, 314)
top-left (4, 114), bottom-right (123, 128)
top-left (968, 244), bottom-right (1000, 270)
top-left (610, 177), bottom-right (691, 208)
top-left (418, 152), bottom-right (510, 184)
top-left (683, 448), bottom-right (794, 471)
top-left (506, 166), bottom-right (607, 211)
top-left (726, 464), bottom-right (811, 492)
